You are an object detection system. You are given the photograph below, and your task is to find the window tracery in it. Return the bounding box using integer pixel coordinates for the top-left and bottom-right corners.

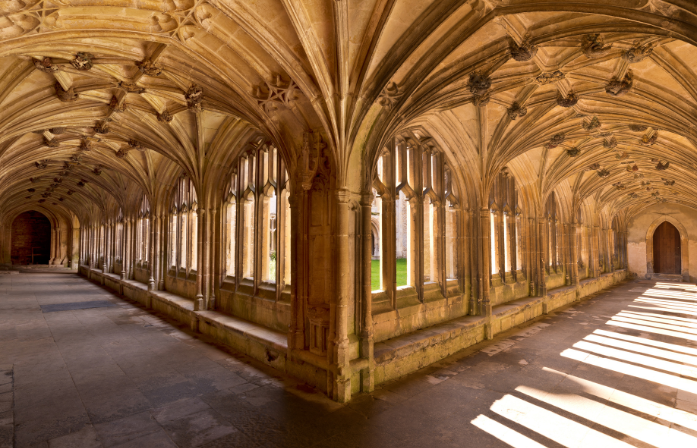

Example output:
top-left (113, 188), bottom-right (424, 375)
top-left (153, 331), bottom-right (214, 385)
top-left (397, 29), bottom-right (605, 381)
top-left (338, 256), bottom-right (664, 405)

top-left (545, 192), bottom-right (560, 273)
top-left (373, 135), bottom-right (457, 303)
top-left (489, 170), bottom-right (519, 282)
top-left (136, 195), bottom-right (150, 267)
top-left (115, 208), bottom-right (123, 263)
top-left (223, 144), bottom-right (290, 290)
top-left (169, 177), bottom-right (196, 271)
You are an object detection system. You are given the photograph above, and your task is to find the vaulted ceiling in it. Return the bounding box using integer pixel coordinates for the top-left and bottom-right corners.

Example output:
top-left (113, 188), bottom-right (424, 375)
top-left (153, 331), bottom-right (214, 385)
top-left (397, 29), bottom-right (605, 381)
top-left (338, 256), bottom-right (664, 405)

top-left (1, 0), bottom-right (696, 226)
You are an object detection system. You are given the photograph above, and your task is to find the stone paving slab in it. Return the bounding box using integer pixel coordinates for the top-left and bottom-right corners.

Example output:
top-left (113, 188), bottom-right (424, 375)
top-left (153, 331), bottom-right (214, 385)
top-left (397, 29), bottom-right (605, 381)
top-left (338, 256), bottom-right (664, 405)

top-left (2, 273), bottom-right (697, 447)
top-left (40, 300), bottom-right (118, 313)
top-left (0, 366), bottom-right (12, 448)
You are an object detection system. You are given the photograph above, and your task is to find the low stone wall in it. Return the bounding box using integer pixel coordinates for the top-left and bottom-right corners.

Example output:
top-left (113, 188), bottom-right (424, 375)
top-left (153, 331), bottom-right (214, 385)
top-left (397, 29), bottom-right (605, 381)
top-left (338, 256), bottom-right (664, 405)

top-left (372, 293), bottom-right (468, 343)
top-left (80, 265), bottom-right (627, 399)
top-left (373, 270), bottom-right (628, 386)
top-left (217, 281), bottom-right (291, 333)
top-left (490, 271), bottom-right (528, 307)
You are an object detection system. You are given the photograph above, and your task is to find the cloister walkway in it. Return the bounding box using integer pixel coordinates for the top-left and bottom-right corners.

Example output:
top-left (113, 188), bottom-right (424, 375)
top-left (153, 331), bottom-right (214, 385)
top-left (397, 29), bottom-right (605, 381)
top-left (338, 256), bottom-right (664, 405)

top-left (1, 272), bottom-right (696, 447)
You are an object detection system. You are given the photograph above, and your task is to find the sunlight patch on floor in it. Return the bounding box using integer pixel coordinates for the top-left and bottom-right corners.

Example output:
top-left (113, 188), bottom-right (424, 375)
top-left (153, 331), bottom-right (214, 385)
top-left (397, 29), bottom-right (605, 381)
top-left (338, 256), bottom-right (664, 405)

top-left (583, 333), bottom-right (697, 365)
top-left (515, 384), bottom-right (697, 448)
top-left (471, 415), bottom-right (547, 448)
top-left (593, 329), bottom-right (697, 356)
top-left (490, 394), bottom-right (635, 448)
top-left (471, 282), bottom-right (697, 447)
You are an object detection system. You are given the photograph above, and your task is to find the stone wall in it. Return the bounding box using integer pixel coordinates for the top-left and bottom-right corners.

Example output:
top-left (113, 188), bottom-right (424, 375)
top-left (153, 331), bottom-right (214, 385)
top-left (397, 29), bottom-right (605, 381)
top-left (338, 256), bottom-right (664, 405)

top-left (627, 203), bottom-right (697, 281)
top-left (10, 211), bottom-right (51, 265)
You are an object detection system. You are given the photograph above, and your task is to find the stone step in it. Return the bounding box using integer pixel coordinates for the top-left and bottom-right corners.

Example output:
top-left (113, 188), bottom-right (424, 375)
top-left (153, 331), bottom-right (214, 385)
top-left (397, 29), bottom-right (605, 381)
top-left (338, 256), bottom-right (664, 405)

top-left (648, 273), bottom-right (684, 282)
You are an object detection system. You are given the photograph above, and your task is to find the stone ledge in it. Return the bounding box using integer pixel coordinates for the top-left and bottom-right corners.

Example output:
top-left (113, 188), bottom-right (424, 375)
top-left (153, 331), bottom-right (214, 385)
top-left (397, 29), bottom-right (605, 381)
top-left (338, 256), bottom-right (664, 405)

top-left (196, 311), bottom-right (287, 353)
top-left (374, 314), bottom-right (485, 364)
top-left (81, 268), bottom-right (336, 394)
top-left (80, 268), bottom-right (290, 368)
top-left (373, 270), bottom-right (627, 385)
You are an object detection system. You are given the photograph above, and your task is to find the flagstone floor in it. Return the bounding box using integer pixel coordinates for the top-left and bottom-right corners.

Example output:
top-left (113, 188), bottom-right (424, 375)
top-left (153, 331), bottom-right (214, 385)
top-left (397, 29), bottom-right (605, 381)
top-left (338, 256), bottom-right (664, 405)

top-left (1, 272), bottom-right (696, 447)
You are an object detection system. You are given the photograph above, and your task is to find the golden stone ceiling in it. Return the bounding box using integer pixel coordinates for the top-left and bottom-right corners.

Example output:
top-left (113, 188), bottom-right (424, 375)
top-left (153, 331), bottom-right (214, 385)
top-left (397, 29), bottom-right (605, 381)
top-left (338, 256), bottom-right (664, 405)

top-left (1, 0), bottom-right (696, 226)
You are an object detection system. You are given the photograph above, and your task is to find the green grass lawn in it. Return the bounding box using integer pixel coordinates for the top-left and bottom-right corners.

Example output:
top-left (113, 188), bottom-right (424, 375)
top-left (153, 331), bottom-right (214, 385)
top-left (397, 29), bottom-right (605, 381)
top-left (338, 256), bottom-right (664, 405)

top-left (371, 258), bottom-right (407, 290)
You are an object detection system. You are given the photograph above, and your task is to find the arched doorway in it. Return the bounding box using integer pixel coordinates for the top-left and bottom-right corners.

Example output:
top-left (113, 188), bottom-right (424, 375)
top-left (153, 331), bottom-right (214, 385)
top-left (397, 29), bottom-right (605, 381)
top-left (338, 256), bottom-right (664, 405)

top-left (11, 211), bottom-right (51, 265)
top-left (653, 221), bottom-right (681, 274)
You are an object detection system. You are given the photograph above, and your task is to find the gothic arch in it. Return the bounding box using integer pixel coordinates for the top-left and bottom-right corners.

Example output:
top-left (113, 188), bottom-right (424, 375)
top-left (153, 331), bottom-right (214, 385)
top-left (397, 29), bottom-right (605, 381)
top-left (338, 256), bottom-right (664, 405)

top-left (645, 216), bottom-right (689, 281)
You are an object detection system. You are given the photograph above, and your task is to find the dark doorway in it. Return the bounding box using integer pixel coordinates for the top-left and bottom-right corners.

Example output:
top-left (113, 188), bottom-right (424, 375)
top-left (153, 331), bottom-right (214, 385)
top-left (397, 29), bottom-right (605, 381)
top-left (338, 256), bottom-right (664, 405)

top-left (11, 211), bottom-right (51, 265)
top-left (653, 221), bottom-right (681, 274)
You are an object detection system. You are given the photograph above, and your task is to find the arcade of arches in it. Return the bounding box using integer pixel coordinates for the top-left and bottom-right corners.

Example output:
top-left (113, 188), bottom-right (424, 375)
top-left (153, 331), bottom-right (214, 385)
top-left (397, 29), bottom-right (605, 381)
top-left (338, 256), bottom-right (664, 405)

top-left (1, 0), bottom-right (697, 404)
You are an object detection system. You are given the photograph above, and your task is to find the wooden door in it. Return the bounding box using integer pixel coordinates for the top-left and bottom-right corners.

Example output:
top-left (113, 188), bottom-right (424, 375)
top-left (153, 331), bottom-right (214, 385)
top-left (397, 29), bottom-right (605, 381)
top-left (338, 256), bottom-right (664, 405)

top-left (653, 221), bottom-right (681, 274)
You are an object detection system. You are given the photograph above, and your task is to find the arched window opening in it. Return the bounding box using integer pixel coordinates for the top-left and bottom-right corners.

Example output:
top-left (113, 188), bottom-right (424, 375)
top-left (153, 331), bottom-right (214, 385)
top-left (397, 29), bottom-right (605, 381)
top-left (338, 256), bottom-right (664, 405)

top-left (136, 195), bottom-right (150, 267)
top-left (503, 213), bottom-right (510, 273)
top-left (261, 147), bottom-right (277, 284)
top-left (422, 149), bottom-right (439, 283)
top-left (191, 203), bottom-right (198, 271)
top-left (370, 187), bottom-right (381, 291)
top-left (169, 207), bottom-right (178, 268)
top-left (490, 210), bottom-right (497, 275)
top-left (611, 217), bottom-right (620, 270)
top-left (444, 165), bottom-right (459, 280)
top-left (98, 224), bottom-right (105, 267)
top-left (545, 192), bottom-right (559, 273)
top-left (115, 208), bottom-right (123, 263)
top-left (489, 169), bottom-right (519, 282)
top-left (515, 210), bottom-right (522, 273)
top-left (280, 189), bottom-right (291, 289)
top-left (576, 208), bottom-right (587, 278)
top-left (225, 170), bottom-right (237, 278)
top-left (170, 177), bottom-right (197, 272)
top-left (223, 143), bottom-right (290, 291)
top-left (372, 134), bottom-right (456, 304)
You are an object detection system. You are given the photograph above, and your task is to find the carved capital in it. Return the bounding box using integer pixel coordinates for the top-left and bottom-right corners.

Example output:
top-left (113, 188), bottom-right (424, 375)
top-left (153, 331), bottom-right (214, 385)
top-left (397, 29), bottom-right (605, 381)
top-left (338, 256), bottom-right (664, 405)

top-left (71, 52), bottom-right (93, 70)
top-left (186, 84), bottom-right (204, 112)
top-left (376, 82), bottom-right (403, 110)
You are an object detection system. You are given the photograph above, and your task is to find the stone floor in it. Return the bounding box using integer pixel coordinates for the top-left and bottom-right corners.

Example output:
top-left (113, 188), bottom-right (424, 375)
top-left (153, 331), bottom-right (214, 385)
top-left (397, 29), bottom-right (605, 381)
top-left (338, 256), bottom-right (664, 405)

top-left (1, 272), bottom-right (697, 447)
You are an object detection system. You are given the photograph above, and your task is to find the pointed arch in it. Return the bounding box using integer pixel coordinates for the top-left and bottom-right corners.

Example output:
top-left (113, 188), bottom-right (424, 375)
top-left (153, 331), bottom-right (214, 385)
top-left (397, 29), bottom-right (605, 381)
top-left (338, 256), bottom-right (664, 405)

top-left (645, 215), bottom-right (689, 280)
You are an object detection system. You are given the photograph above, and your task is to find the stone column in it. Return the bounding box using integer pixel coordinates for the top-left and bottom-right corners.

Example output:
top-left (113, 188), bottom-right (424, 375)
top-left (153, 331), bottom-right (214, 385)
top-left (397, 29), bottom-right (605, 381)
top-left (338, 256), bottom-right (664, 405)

top-left (605, 228), bottom-right (612, 272)
top-left (592, 225), bottom-right (600, 277)
top-left (287, 193), bottom-right (303, 349)
top-left (201, 207), bottom-right (211, 306)
top-left (538, 216), bottom-right (547, 297)
top-left (571, 223), bottom-right (579, 285)
top-left (130, 218), bottom-right (137, 280)
top-left (102, 224), bottom-right (107, 271)
top-left (564, 222), bottom-right (571, 285)
top-left (88, 226), bottom-right (93, 269)
top-left (120, 220), bottom-right (127, 280)
top-left (159, 212), bottom-right (167, 290)
top-left (333, 189), bottom-right (352, 402)
top-left (49, 228), bottom-right (56, 265)
top-left (527, 217), bottom-right (535, 296)
top-left (480, 207), bottom-right (492, 338)
top-left (207, 207), bottom-right (216, 309)
top-left (106, 222), bottom-right (112, 273)
top-left (360, 191), bottom-right (374, 393)
top-left (86, 226), bottom-right (91, 268)
top-left (194, 209), bottom-right (204, 310)
top-left (464, 208), bottom-right (477, 315)
top-left (148, 215), bottom-right (156, 290)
